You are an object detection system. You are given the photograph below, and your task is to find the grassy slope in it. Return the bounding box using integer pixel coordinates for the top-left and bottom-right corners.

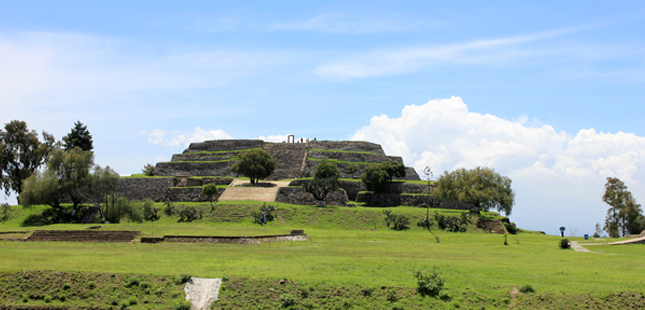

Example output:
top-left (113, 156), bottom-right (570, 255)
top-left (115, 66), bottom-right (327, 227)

top-left (1, 203), bottom-right (644, 309)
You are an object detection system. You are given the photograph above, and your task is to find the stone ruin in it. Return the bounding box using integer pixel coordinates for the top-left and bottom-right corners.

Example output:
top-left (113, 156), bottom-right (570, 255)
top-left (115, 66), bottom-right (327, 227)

top-left (153, 139), bottom-right (421, 180)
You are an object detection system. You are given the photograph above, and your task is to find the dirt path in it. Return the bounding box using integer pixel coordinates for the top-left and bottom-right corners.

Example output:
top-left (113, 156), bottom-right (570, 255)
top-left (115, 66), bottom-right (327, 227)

top-left (218, 179), bottom-right (290, 202)
top-left (570, 241), bottom-right (593, 253)
top-left (184, 277), bottom-right (222, 310)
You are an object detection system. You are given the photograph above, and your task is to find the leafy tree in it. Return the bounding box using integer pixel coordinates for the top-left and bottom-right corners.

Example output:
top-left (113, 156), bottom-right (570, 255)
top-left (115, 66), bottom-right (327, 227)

top-left (304, 161), bottom-right (341, 207)
top-left (603, 177), bottom-right (644, 237)
top-left (0, 120), bottom-right (54, 203)
top-left (381, 161), bottom-right (406, 181)
top-left (432, 167), bottom-right (515, 215)
top-left (314, 160), bottom-right (341, 180)
top-left (21, 147), bottom-right (94, 217)
top-left (62, 121), bottom-right (93, 151)
top-left (85, 165), bottom-right (121, 223)
top-left (201, 183), bottom-right (219, 211)
top-left (231, 149), bottom-right (276, 185)
top-left (361, 165), bottom-right (390, 193)
top-left (142, 163), bottom-right (155, 176)
top-left (303, 177), bottom-right (339, 207)
top-left (345, 164), bottom-right (359, 178)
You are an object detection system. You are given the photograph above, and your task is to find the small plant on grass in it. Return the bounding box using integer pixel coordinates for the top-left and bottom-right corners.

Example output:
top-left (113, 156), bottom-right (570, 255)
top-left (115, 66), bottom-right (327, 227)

top-left (44, 295), bottom-right (52, 303)
top-left (59, 293), bottom-right (66, 302)
top-left (559, 238), bottom-right (571, 249)
top-left (383, 209), bottom-right (410, 230)
top-left (163, 200), bottom-right (174, 217)
top-left (142, 199), bottom-right (160, 221)
top-left (360, 287), bottom-right (375, 297)
top-left (142, 163), bottom-right (155, 176)
top-left (1, 203), bottom-right (10, 221)
top-left (519, 285), bottom-right (536, 293)
top-left (128, 296), bottom-right (138, 305)
top-left (176, 205), bottom-right (202, 222)
top-left (251, 203), bottom-right (276, 225)
top-left (414, 266), bottom-right (445, 297)
top-left (386, 288), bottom-right (399, 302)
top-left (174, 300), bottom-right (192, 310)
top-left (176, 274), bottom-right (192, 284)
top-left (280, 293), bottom-right (296, 308)
top-left (63, 282), bottom-right (71, 290)
top-left (87, 281), bottom-right (96, 289)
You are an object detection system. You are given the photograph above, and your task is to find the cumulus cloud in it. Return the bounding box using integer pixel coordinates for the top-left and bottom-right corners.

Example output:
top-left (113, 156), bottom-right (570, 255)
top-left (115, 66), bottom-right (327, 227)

top-left (143, 127), bottom-right (233, 148)
top-left (351, 96), bottom-right (645, 234)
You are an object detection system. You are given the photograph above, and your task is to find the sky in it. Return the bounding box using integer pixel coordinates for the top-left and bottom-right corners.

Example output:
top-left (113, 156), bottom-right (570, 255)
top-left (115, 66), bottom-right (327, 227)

top-left (1, 1), bottom-right (644, 236)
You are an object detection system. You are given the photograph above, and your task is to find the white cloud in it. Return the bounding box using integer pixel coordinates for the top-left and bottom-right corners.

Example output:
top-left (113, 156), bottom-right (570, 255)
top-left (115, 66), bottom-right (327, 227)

top-left (351, 96), bottom-right (645, 235)
top-left (143, 127), bottom-right (233, 148)
top-left (0, 31), bottom-right (291, 111)
top-left (314, 26), bottom-right (588, 79)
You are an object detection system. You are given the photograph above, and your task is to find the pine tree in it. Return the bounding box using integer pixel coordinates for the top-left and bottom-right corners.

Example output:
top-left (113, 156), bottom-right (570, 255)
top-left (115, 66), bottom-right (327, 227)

top-left (63, 121), bottom-right (93, 151)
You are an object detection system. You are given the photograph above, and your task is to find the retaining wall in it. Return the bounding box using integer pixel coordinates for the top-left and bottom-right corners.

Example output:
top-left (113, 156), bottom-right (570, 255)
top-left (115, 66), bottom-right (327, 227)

top-left (26, 230), bottom-right (140, 242)
top-left (162, 233), bottom-right (308, 245)
top-left (117, 178), bottom-right (174, 201)
top-left (275, 187), bottom-right (348, 206)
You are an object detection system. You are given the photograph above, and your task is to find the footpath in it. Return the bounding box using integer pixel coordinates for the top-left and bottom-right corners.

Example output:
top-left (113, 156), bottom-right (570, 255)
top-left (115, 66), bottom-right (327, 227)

top-left (218, 179), bottom-right (290, 202)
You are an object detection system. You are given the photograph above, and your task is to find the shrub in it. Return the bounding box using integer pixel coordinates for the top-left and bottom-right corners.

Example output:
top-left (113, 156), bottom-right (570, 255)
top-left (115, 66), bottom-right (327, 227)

top-left (142, 199), bottom-right (160, 221)
top-left (519, 285), bottom-right (536, 293)
top-left (383, 210), bottom-right (410, 230)
top-left (126, 278), bottom-right (140, 287)
top-left (44, 295), bottom-right (52, 303)
top-left (559, 238), bottom-right (571, 249)
top-left (140, 281), bottom-right (152, 289)
top-left (63, 282), bottom-right (71, 290)
top-left (174, 300), bottom-right (192, 310)
top-left (280, 293), bottom-right (296, 308)
top-left (163, 200), bottom-right (174, 217)
top-left (252, 203), bottom-right (276, 225)
top-left (360, 287), bottom-right (375, 297)
top-left (361, 165), bottom-right (390, 193)
top-left (414, 266), bottom-right (445, 297)
top-left (58, 294), bottom-right (66, 302)
top-left (386, 288), bottom-right (399, 302)
top-left (128, 296), bottom-right (138, 306)
top-left (142, 163), bottom-right (155, 176)
top-left (87, 281), bottom-right (96, 289)
top-left (176, 205), bottom-right (202, 222)
top-left (176, 274), bottom-right (192, 284)
top-left (1, 203), bottom-right (10, 221)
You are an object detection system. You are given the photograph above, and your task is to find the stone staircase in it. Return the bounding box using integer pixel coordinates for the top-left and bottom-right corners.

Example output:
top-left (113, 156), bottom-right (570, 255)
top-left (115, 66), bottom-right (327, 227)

top-left (218, 179), bottom-right (287, 202)
top-left (26, 230), bottom-right (140, 242)
top-left (263, 143), bottom-right (308, 180)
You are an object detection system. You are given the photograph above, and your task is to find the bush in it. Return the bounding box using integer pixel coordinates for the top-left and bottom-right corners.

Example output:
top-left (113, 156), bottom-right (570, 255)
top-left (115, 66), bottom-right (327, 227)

top-left (58, 294), bottom-right (66, 302)
top-left (386, 288), bottom-right (399, 302)
top-left (176, 205), bottom-right (202, 222)
top-left (383, 209), bottom-right (410, 230)
top-left (44, 295), bottom-right (52, 303)
top-left (252, 203), bottom-right (276, 225)
top-left (360, 287), bottom-right (375, 297)
top-left (434, 212), bottom-right (470, 232)
top-left (176, 274), bottom-right (192, 284)
top-left (280, 293), bottom-right (296, 308)
top-left (87, 281), bottom-right (96, 289)
top-left (174, 300), bottom-right (192, 310)
top-left (519, 285), bottom-right (535, 293)
top-left (128, 296), bottom-right (138, 306)
top-left (1, 203), bottom-right (10, 221)
top-left (63, 282), bottom-right (71, 290)
top-left (142, 163), bottom-right (155, 176)
top-left (142, 199), bottom-right (160, 221)
top-left (559, 238), bottom-right (571, 249)
top-left (414, 266), bottom-right (445, 297)
top-left (163, 200), bottom-right (174, 217)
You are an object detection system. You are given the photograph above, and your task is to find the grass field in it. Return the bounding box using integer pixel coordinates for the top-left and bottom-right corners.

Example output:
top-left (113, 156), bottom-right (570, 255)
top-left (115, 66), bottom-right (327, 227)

top-left (1, 202), bottom-right (644, 309)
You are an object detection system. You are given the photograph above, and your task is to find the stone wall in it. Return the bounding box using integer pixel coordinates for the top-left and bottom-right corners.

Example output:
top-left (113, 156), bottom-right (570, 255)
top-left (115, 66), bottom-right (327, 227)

top-left (26, 230), bottom-right (140, 242)
top-left (275, 187), bottom-right (348, 206)
top-left (155, 161), bottom-right (237, 177)
top-left (164, 187), bottom-right (226, 202)
top-left (308, 141), bottom-right (386, 155)
top-left (117, 178), bottom-right (174, 201)
top-left (185, 139), bottom-right (264, 152)
top-left (163, 233), bottom-right (308, 245)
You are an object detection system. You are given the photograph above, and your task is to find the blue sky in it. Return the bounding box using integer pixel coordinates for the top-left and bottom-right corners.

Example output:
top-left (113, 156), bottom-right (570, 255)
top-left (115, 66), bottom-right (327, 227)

top-left (1, 1), bottom-right (645, 235)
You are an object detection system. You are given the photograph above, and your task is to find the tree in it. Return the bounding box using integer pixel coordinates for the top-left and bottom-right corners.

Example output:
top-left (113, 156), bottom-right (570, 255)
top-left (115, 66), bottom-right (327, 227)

top-left (63, 121), bottom-right (93, 151)
top-left (304, 161), bottom-right (341, 207)
top-left (142, 163), bottom-right (155, 176)
top-left (361, 165), bottom-right (390, 193)
top-left (231, 149), bottom-right (276, 185)
top-left (432, 167), bottom-right (515, 215)
top-left (381, 161), bottom-right (406, 182)
top-left (603, 177), bottom-right (644, 237)
top-left (201, 183), bottom-right (219, 211)
top-left (21, 147), bottom-right (94, 216)
top-left (345, 164), bottom-right (359, 178)
top-left (303, 177), bottom-right (339, 207)
top-left (314, 160), bottom-right (341, 180)
top-left (0, 120), bottom-right (54, 203)
top-left (85, 165), bottom-right (121, 223)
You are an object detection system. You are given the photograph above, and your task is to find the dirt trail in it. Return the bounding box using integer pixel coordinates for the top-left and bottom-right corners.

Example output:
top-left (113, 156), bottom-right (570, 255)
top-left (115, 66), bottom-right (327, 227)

top-left (184, 277), bottom-right (222, 310)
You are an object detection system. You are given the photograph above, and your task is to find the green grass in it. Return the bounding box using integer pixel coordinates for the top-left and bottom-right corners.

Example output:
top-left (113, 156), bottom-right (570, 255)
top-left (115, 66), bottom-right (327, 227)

top-left (1, 202), bottom-right (645, 308)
